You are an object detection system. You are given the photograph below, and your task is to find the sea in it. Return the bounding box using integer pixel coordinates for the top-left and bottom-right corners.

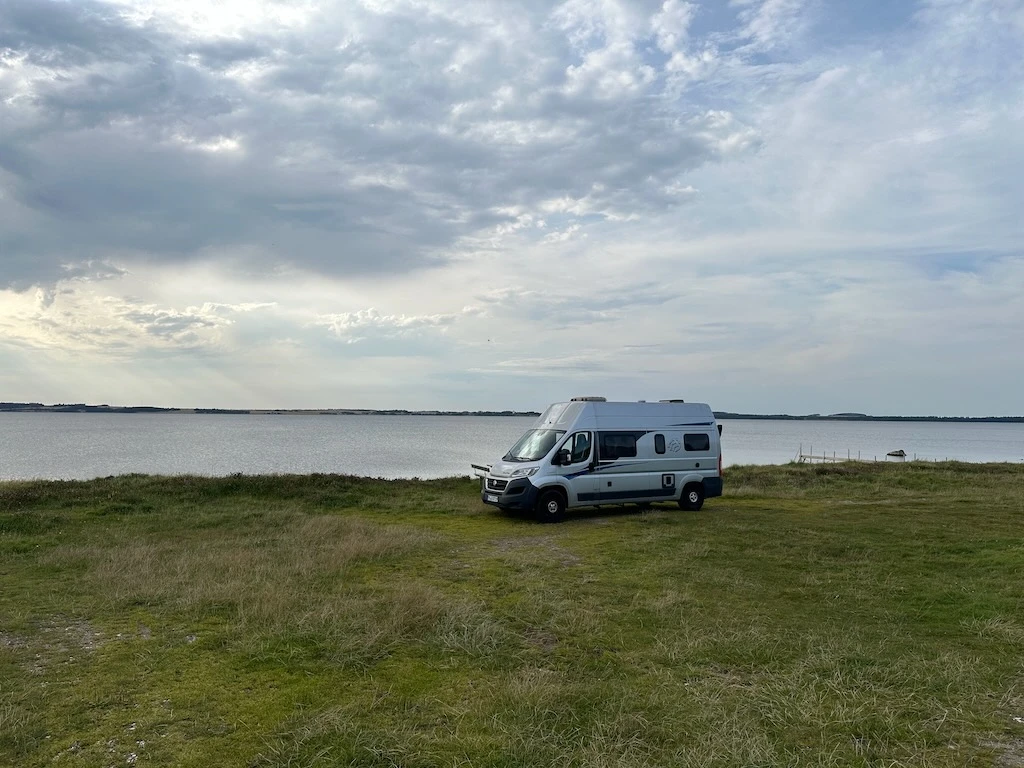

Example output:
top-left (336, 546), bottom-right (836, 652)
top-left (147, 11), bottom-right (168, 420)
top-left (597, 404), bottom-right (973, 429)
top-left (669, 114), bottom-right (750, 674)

top-left (1, 413), bottom-right (1022, 481)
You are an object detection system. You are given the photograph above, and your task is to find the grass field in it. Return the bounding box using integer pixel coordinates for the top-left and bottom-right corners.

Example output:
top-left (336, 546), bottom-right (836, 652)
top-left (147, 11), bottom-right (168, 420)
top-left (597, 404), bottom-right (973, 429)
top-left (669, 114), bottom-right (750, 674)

top-left (1, 462), bottom-right (1023, 767)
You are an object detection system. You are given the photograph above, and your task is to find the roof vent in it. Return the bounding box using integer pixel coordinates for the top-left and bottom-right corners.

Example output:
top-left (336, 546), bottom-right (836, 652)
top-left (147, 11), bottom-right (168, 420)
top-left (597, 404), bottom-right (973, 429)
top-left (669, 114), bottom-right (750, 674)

top-left (659, 399), bottom-right (685, 403)
top-left (571, 396), bottom-right (607, 402)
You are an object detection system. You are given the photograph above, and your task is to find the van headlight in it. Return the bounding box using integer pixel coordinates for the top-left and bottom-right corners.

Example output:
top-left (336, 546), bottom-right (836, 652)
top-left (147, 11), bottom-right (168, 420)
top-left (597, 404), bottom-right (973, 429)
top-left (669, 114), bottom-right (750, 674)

top-left (510, 467), bottom-right (538, 478)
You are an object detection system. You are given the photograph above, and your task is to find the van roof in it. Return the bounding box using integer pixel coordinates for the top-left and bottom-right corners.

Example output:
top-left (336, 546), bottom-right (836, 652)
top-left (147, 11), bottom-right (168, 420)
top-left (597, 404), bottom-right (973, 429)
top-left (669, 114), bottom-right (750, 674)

top-left (535, 400), bottom-right (715, 430)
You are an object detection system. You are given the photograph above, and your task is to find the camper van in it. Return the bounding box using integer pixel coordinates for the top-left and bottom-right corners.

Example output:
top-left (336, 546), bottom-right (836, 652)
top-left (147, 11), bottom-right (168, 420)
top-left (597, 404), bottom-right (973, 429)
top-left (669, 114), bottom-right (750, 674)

top-left (473, 397), bottom-right (723, 522)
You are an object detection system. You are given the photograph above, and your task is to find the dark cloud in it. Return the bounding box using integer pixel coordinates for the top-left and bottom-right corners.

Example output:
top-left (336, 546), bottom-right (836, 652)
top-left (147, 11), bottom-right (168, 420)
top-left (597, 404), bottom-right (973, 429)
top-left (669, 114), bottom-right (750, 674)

top-left (190, 39), bottom-right (273, 70)
top-left (0, 0), bottom-right (154, 68)
top-left (118, 307), bottom-right (221, 337)
top-left (0, 0), bottom-right (754, 288)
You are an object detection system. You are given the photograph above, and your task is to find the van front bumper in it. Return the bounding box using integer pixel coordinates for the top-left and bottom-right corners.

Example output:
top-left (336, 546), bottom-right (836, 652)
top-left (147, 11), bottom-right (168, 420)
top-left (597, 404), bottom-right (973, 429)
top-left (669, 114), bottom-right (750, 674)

top-left (481, 477), bottom-right (539, 511)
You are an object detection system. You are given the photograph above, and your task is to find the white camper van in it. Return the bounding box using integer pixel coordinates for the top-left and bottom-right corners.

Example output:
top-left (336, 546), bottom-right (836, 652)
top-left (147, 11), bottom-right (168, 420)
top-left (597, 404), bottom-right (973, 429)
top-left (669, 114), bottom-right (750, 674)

top-left (474, 397), bottom-right (723, 522)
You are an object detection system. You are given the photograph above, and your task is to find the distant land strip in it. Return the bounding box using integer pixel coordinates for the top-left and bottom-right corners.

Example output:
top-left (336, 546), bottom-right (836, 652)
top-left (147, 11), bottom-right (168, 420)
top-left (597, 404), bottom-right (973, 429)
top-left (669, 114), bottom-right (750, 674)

top-left (0, 402), bottom-right (541, 417)
top-left (713, 412), bottom-right (1024, 423)
top-left (1, 402), bottom-right (1023, 422)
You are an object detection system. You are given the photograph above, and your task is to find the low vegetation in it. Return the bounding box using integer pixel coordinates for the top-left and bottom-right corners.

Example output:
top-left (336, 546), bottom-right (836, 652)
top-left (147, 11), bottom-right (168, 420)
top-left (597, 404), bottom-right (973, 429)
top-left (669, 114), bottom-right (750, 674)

top-left (1, 463), bottom-right (1023, 767)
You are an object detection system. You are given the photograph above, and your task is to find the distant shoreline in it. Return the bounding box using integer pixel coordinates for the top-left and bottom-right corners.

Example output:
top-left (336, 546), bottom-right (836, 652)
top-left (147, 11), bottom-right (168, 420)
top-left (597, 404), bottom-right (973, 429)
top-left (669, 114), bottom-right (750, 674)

top-left (1, 402), bottom-right (1022, 423)
top-left (714, 412), bottom-right (1024, 424)
top-left (0, 403), bottom-right (541, 417)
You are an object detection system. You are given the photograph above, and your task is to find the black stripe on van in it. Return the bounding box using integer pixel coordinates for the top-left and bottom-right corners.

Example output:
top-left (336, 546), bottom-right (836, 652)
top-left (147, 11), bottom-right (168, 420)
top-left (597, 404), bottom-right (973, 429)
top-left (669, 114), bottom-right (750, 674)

top-left (578, 488), bottom-right (677, 502)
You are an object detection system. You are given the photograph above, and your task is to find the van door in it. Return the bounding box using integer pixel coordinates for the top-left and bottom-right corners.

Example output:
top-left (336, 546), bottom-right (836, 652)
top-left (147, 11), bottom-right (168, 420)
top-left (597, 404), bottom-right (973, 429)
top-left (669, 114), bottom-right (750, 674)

top-left (595, 431), bottom-right (669, 503)
top-left (683, 432), bottom-right (713, 477)
top-left (552, 431), bottom-right (598, 506)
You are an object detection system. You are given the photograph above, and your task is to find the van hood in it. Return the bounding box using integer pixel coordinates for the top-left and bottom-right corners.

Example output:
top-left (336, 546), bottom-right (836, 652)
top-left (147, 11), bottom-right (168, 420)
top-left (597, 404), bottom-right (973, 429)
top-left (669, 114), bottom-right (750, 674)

top-left (489, 460), bottom-right (539, 477)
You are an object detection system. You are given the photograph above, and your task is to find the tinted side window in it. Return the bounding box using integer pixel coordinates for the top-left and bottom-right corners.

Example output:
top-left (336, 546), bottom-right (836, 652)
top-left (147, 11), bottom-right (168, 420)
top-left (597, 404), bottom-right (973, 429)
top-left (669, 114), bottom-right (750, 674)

top-left (570, 432), bottom-right (591, 463)
top-left (684, 433), bottom-right (710, 452)
top-left (598, 432), bottom-right (643, 460)
top-left (654, 434), bottom-right (666, 454)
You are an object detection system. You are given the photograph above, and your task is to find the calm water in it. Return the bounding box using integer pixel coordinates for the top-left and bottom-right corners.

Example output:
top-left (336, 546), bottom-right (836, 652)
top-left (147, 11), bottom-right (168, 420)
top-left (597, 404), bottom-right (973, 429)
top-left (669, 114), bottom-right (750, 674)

top-left (1, 413), bottom-right (1022, 481)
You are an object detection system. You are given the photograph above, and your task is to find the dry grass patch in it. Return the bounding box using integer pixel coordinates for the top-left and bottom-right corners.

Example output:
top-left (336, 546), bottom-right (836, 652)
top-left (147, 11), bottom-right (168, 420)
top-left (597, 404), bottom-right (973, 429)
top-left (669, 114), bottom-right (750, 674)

top-left (31, 514), bottom-right (450, 670)
top-left (45, 514), bottom-right (435, 613)
top-left (491, 534), bottom-right (583, 568)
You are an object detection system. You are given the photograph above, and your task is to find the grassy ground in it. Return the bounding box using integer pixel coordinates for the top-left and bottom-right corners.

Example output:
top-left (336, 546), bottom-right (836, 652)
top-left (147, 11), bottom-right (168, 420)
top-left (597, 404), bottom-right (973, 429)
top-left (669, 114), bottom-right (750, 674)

top-left (1, 462), bottom-right (1022, 767)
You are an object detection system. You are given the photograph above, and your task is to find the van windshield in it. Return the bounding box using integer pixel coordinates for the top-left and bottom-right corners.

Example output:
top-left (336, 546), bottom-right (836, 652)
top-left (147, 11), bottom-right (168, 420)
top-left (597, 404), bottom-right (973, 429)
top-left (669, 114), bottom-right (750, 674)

top-left (504, 429), bottom-right (565, 462)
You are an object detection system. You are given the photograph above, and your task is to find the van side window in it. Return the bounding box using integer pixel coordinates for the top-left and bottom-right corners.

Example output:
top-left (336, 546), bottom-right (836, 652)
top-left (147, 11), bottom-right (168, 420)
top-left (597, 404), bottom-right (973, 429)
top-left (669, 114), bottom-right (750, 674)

top-left (684, 433), bottom-right (710, 452)
top-left (598, 432), bottom-right (643, 460)
top-left (654, 434), bottom-right (666, 454)
top-left (570, 432), bottom-right (591, 463)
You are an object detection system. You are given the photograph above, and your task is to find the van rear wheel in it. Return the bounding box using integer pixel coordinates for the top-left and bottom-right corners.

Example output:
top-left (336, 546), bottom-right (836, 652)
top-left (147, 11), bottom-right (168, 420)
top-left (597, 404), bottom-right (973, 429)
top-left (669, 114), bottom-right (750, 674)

top-left (679, 484), bottom-right (704, 511)
top-left (535, 490), bottom-right (566, 523)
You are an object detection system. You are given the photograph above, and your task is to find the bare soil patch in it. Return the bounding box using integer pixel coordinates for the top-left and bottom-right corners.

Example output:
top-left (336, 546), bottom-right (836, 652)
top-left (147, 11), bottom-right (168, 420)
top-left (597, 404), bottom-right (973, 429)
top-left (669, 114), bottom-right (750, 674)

top-left (491, 535), bottom-right (581, 566)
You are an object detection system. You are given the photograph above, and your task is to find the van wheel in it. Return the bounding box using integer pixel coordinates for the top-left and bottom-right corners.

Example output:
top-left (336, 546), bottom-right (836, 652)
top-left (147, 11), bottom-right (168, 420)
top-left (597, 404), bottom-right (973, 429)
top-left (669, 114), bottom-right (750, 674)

top-left (679, 484), bottom-right (704, 511)
top-left (535, 490), bottom-right (566, 523)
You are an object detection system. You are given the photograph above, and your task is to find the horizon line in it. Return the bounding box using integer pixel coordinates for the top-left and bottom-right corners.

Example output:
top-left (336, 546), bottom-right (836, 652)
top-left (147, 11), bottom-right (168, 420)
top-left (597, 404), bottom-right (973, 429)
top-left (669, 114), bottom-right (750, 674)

top-left (1, 402), bottom-right (1023, 422)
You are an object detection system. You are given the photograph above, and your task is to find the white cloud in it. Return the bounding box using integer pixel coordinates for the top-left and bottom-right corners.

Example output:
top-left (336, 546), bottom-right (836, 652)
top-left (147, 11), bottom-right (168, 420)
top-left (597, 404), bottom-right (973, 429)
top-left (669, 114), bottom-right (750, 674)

top-left (732, 0), bottom-right (810, 51)
top-left (652, 0), bottom-right (695, 53)
top-left (313, 306), bottom-right (480, 344)
top-left (542, 223), bottom-right (583, 243)
top-left (0, 287), bottom-right (277, 353)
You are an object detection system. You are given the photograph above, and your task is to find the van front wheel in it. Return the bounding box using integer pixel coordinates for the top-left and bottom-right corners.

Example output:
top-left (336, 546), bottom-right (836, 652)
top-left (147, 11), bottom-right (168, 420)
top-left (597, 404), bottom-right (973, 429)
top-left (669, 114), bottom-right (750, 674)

top-left (679, 484), bottom-right (704, 511)
top-left (535, 490), bottom-right (567, 523)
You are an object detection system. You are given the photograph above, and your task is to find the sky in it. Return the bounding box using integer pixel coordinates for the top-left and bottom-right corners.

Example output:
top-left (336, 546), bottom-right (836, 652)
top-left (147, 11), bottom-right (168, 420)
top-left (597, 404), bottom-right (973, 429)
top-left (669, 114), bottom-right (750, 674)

top-left (1, 0), bottom-right (1022, 415)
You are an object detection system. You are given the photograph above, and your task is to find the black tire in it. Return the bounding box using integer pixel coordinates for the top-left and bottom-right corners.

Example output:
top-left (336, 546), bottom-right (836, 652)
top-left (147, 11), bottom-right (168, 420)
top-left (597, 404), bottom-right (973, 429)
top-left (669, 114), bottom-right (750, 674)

top-left (535, 489), bottom-right (567, 523)
top-left (678, 483), bottom-right (705, 511)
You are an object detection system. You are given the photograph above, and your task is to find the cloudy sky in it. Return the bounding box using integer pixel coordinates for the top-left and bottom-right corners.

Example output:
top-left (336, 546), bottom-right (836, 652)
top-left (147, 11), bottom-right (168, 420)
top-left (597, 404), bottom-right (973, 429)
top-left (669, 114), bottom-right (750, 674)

top-left (1, 0), bottom-right (1022, 414)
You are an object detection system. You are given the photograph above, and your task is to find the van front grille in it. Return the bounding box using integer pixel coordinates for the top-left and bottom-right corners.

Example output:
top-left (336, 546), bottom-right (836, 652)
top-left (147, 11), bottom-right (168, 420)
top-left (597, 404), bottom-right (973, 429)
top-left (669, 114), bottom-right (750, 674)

top-left (487, 478), bottom-right (508, 492)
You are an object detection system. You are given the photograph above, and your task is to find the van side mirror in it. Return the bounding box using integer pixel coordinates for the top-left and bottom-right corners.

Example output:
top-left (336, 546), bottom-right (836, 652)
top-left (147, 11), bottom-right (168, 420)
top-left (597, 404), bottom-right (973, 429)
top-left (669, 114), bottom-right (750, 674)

top-left (555, 449), bottom-right (571, 465)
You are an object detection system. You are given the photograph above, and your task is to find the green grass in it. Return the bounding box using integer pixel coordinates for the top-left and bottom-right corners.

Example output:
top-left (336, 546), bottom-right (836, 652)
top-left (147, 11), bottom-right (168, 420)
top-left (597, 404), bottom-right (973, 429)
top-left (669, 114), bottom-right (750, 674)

top-left (1, 463), bottom-right (1023, 767)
